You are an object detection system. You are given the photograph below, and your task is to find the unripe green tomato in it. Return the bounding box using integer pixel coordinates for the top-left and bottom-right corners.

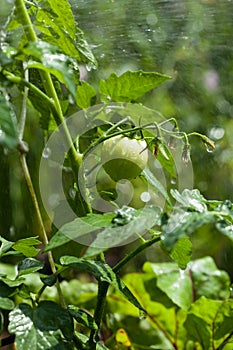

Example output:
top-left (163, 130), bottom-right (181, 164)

top-left (101, 135), bottom-right (148, 181)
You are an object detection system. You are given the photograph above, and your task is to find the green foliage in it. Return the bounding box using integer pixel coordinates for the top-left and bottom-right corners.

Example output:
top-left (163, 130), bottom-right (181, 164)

top-left (0, 0), bottom-right (232, 349)
top-left (99, 70), bottom-right (171, 102)
top-left (8, 301), bottom-right (74, 350)
top-left (0, 93), bottom-right (18, 149)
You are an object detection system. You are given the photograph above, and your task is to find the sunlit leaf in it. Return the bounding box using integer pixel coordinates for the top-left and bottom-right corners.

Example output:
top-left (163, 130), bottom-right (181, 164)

top-left (184, 297), bottom-right (233, 349)
top-left (170, 235), bottom-right (193, 269)
top-left (99, 70), bottom-right (171, 102)
top-left (0, 297), bottom-right (15, 310)
top-left (76, 81), bottom-right (96, 109)
top-left (170, 189), bottom-right (207, 212)
top-left (34, 0), bottom-right (97, 65)
top-left (12, 237), bottom-right (41, 257)
top-left (8, 301), bottom-right (74, 349)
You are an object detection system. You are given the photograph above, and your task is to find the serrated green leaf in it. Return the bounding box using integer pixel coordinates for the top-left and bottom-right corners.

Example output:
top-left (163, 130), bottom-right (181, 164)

top-left (60, 256), bottom-right (146, 313)
top-left (170, 235), bottom-right (193, 269)
top-left (0, 93), bottom-right (18, 149)
top-left (99, 70), bottom-right (171, 102)
top-left (17, 258), bottom-right (44, 276)
top-left (33, 0), bottom-right (96, 65)
top-left (84, 206), bottom-right (161, 257)
top-left (184, 297), bottom-right (233, 349)
top-left (68, 305), bottom-right (97, 330)
top-left (76, 81), bottom-right (96, 109)
top-left (8, 301), bottom-right (74, 350)
top-left (12, 237), bottom-right (41, 257)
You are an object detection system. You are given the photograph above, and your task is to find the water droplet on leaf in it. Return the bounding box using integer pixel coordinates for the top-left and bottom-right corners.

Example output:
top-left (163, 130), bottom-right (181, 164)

top-left (42, 147), bottom-right (51, 159)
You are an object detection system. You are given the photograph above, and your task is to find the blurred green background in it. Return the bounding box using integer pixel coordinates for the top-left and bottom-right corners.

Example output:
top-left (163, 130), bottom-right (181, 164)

top-left (1, 0), bottom-right (233, 274)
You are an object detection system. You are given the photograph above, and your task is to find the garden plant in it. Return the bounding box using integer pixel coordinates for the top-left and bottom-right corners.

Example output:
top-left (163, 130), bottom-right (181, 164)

top-left (0, 0), bottom-right (233, 349)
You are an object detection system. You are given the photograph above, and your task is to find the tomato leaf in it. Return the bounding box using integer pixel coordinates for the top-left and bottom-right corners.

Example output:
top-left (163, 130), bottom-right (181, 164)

top-left (60, 256), bottom-right (146, 313)
top-left (184, 297), bottom-right (233, 349)
top-left (76, 81), bottom-right (96, 109)
top-left (99, 70), bottom-right (171, 102)
top-left (33, 0), bottom-right (97, 65)
top-left (8, 301), bottom-right (74, 349)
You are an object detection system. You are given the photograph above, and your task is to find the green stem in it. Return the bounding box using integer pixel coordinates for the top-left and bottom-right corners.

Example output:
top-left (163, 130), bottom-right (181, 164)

top-left (20, 153), bottom-right (66, 308)
top-left (113, 233), bottom-right (161, 273)
top-left (15, 0), bottom-right (91, 216)
top-left (88, 281), bottom-right (109, 350)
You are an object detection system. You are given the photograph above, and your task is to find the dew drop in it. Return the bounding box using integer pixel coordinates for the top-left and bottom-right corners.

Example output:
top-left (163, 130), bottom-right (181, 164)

top-left (139, 310), bottom-right (147, 320)
top-left (140, 192), bottom-right (151, 203)
top-left (171, 178), bottom-right (177, 185)
top-left (42, 146), bottom-right (51, 159)
top-left (69, 188), bottom-right (76, 199)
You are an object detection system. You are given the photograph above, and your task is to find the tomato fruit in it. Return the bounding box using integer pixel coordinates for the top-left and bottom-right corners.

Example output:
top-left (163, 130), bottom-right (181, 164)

top-left (101, 135), bottom-right (148, 181)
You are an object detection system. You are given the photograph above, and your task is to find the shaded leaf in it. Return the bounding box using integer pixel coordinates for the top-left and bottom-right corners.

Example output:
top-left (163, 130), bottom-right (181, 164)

top-left (0, 236), bottom-right (14, 257)
top-left (17, 258), bottom-right (44, 276)
top-left (40, 274), bottom-right (57, 287)
top-left (216, 220), bottom-right (233, 242)
top-left (161, 210), bottom-right (215, 253)
top-left (68, 305), bottom-right (97, 330)
top-left (99, 70), bottom-right (171, 102)
top-left (189, 257), bottom-right (231, 300)
top-left (60, 256), bottom-right (146, 313)
top-left (184, 297), bottom-right (233, 349)
top-left (0, 93), bottom-right (18, 149)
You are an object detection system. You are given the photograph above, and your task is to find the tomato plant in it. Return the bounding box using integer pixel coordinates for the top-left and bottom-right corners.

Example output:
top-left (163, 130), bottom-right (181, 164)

top-left (0, 1), bottom-right (232, 349)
